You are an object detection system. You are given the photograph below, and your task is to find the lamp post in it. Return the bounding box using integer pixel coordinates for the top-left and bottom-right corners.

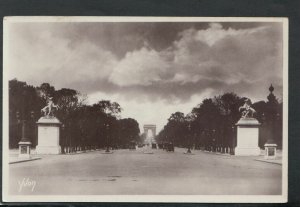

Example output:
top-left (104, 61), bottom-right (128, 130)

top-left (61, 124), bottom-right (65, 154)
top-left (165, 135), bottom-right (168, 150)
top-left (17, 89), bottom-right (37, 159)
top-left (212, 129), bottom-right (216, 152)
top-left (204, 129), bottom-right (208, 151)
top-left (264, 85), bottom-right (279, 159)
top-left (264, 113), bottom-right (279, 159)
top-left (186, 123), bottom-right (192, 154)
top-left (200, 130), bottom-right (205, 150)
top-left (261, 113), bottom-right (266, 147)
top-left (17, 109), bottom-right (35, 159)
top-left (105, 123), bottom-right (110, 153)
top-left (231, 125), bottom-right (235, 155)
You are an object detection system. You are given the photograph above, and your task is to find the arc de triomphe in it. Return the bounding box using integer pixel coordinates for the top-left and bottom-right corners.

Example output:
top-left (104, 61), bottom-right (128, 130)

top-left (143, 124), bottom-right (157, 148)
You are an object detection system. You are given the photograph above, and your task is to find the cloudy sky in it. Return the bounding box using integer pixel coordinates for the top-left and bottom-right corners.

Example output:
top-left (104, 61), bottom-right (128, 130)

top-left (6, 20), bottom-right (283, 132)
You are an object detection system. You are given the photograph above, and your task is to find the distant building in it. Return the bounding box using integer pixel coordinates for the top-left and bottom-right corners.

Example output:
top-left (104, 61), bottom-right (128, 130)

top-left (143, 124), bottom-right (157, 147)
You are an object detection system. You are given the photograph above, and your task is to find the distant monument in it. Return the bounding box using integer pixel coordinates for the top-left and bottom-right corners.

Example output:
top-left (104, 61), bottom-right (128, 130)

top-left (235, 99), bottom-right (261, 156)
top-left (143, 124), bottom-right (157, 149)
top-left (36, 97), bottom-right (62, 154)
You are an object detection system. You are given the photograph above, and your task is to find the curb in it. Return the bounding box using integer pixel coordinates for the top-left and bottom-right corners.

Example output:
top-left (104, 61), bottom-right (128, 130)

top-left (183, 152), bottom-right (195, 155)
top-left (202, 151), bottom-right (232, 156)
top-left (101, 151), bottom-right (114, 154)
top-left (63, 149), bottom-right (101, 155)
top-left (9, 157), bottom-right (42, 164)
top-left (254, 159), bottom-right (282, 165)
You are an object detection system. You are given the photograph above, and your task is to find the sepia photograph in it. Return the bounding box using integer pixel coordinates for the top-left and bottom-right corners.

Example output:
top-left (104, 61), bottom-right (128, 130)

top-left (2, 17), bottom-right (288, 202)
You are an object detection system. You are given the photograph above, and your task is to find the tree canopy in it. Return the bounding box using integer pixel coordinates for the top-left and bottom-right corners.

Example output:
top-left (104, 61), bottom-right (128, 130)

top-left (9, 79), bottom-right (283, 153)
top-left (157, 90), bottom-right (283, 153)
top-left (9, 79), bottom-right (141, 152)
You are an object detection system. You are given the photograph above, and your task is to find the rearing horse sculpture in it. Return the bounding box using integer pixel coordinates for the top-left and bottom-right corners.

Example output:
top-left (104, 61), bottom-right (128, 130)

top-left (239, 99), bottom-right (256, 118)
top-left (41, 97), bottom-right (59, 117)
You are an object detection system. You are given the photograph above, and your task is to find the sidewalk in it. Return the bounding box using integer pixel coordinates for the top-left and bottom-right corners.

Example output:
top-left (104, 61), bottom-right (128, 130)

top-left (9, 148), bottom-right (103, 164)
top-left (9, 149), bottom-right (41, 164)
top-left (198, 149), bottom-right (282, 165)
top-left (9, 157), bottom-right (42, 164)
top-left (255, 149), bottom-right (282, 165)
top-left (254, 158), bottom-right (282, 165)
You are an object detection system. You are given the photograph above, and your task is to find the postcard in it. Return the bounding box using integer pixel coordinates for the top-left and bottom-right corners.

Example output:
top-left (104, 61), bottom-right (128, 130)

top-left (2, 16), bottom-right (288, 203)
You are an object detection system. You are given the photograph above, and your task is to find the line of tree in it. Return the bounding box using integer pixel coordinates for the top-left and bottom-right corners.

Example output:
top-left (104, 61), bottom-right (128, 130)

top-left (9, 79), bottom-right (141, 152)
top-left (156, 87), bottom-right (282, 154)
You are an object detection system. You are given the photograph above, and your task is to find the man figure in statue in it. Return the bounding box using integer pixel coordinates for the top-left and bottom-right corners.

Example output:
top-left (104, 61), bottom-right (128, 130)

top-left (41, 97), bottom-right (59, 117)
top-left (37, 97), bottom-right (62, 154)
top-left (239, 98), bottom-right (256, 118)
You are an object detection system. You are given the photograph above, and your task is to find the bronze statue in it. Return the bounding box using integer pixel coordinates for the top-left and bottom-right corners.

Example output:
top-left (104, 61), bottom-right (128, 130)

top-left (239, 99), bottom-right (256, 118)
top-left (41, 97), bottom-right (59, 117)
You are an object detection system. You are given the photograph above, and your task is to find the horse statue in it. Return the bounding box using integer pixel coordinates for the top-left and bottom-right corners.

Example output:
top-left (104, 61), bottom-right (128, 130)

top-left (239, 98), bottom-right (256, 118)
top-left (41, 97), bottom-right (59, 117)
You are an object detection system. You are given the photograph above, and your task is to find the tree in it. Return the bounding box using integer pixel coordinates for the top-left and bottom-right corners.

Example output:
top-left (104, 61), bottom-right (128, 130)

top-left (53, 88), bottom-right (82, 153)
top-left (252, 100), bottom-right (268, 147)
top-left (252, 85), bottom-right (283, 148)
top-left (157, 87), bottom-right (283, 153)
top-left (94, 100), bottom-right (122, 118)
top-left (185, 113), bottom-right (196, 153)
top-left (191, 98), bottom-right (220, 151)
top-left (156, 112), bottom-right (186, 147)
top-left (139, 132), bottom-right (147, 145)
top-left (261, 85), bottom-right (282, 148)
top-left (168, 112), bottom-right (185, 123)
top-left (8, 79), bottom-right (141, 152)
top-left (213, 93), bottom-right (242, 153)
top-left (37, 83), bottom-right (55, 103)
top-left (9, 79), bottom-right (41, 148)
top-left (117, 118), bottom-right (140, 148)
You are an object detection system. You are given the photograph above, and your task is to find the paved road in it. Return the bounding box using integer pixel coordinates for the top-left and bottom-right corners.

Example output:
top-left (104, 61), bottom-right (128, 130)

top-left (9, 148), bottom-right (281, 195)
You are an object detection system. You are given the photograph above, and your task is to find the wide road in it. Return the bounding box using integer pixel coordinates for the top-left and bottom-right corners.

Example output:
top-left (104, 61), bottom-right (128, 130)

top-left (9, 148), bottom-right (281, 195)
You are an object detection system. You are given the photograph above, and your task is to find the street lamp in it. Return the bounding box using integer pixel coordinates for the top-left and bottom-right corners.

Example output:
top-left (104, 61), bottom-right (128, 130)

top-left (165, 135), bottom-right (168, 150)
top-left (231, 125), bottom-right (235, 155)
top-left (212, 129), bottom-right (216, 152)
top-left (203, 128), bottom-right (208, 151)
top-left (105, 123), bottom-right (110, 153)
top-left (264, 110), bottom-right (279, 159)
top-left (17, 110), bottom-right (35, 159)
top-left (186, 123), bottom-right (192, 154)
top-left (200, 130), bottom-right (205, 150)
top-left (61, 124), bottom-right (65, 154)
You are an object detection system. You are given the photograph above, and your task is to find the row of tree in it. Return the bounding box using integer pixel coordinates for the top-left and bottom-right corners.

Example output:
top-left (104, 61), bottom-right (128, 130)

top-left (9, 79), bottom-right (141, 152)
top-left (156, 87), bottom-right (282, 154)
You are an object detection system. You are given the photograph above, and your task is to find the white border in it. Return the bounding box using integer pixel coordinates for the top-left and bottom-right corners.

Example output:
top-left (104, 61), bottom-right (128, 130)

top-left (2, 16), bottom-right (288, 203)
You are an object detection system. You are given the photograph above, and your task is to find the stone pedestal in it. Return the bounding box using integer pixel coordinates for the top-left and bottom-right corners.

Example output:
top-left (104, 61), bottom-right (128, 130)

top-left (18, 141), bottom-right (31, 159)
top-left (264, 142), bottom-right (277, 159)
top-left (36, 116), bottom-right (61, 154)
top-left (235, 118), bottom-right (261, 156)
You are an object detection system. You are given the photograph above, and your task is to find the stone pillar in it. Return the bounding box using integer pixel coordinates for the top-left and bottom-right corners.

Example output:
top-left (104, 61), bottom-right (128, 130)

top-left (235, 118), bottom-right (261, 156)
top-left (36, 116), bottom-right (61, 154)
top-left (18, 141), bottom-right (31, 159)
top-left (18, 120), bottom-right (32, 159)
top-left (264, 142), bottom-right (277, 159)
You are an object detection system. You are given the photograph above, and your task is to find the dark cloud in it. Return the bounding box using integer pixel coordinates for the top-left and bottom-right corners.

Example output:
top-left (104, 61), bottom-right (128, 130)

top-left (8, 21), bottom-right (283, 104)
